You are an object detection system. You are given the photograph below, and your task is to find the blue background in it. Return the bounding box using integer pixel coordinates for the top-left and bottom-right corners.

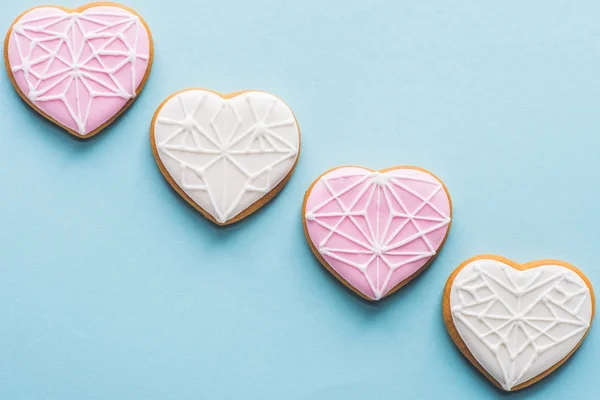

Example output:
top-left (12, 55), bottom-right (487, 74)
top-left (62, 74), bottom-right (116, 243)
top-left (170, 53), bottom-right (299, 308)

top-left (0, 0), bottom-right (599, 398)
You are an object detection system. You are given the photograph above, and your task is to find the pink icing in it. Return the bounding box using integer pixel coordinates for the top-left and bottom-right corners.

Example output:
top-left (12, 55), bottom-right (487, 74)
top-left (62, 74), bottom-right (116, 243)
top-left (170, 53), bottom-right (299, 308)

top-left (6, 5), bottom-right (151, 136)
top-left (304, 167), bottom-right (452, 300)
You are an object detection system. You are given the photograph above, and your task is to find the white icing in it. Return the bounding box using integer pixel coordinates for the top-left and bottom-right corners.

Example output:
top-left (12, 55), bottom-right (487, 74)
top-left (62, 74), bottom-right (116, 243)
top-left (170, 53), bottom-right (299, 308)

top-left (449, 259), bottom-right (593, 390)
top-left (153, 90), bottom-right (300, 224)
top-left (10, 8), bottom-right (149, 135)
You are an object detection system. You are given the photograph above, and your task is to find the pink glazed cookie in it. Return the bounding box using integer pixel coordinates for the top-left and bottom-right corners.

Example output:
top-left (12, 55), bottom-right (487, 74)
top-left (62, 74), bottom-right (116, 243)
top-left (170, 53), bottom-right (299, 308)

top-left (4, 2), bottom-right (153, 138)
top-left (302, 166), bottom-right (452, 301)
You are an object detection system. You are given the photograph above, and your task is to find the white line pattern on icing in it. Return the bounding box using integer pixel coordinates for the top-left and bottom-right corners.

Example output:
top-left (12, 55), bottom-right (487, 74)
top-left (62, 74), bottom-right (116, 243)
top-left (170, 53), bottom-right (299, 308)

top-left (450, 260), bottom-right (592, 390)
top-left (10, 9), bottom-right (149, 134)
top-left (155, 90), bottom-right (299, 224)
top-left (305, 170), bottom-right (451, 299)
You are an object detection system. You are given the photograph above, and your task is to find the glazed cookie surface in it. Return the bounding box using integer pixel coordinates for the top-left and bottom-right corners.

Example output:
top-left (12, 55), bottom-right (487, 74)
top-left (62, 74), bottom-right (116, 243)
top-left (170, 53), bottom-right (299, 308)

top-left (4, 2), bottom-right (153, 138)
top-left (443, 255), bottom-right (595, 391)
top-left (151, 89), bottom-right (300, 225)
top-left (303, 166), bottom-right (452, 301)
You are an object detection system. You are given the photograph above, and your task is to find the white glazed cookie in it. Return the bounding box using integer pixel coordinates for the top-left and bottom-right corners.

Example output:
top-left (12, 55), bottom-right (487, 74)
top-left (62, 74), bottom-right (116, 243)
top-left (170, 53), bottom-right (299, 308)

top-left (443, 255), bottom-right (595, 391)
top-left (151, 89), bottom-right (300, 225)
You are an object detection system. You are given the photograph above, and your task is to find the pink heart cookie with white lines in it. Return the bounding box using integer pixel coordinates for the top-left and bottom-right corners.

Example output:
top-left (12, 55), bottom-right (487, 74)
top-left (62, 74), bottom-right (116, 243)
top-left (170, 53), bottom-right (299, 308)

top-left (303, 166), bottom-right (452, 301)
top-left (5, 2), bottom-right (153, 138)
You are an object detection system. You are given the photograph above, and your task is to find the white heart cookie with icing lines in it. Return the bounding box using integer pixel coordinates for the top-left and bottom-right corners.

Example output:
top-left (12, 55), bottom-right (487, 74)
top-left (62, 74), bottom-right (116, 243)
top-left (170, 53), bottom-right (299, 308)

top-left (151, 89), bottom-right (300, 225)
top-left (443, 255), bottom-right (595, 391)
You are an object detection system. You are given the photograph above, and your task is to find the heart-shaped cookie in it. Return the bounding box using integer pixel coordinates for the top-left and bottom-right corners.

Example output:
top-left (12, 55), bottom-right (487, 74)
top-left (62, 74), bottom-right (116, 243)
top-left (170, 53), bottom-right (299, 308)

top-left (303, 166), bottom-right (452, 300)
top-left (151, 89), bottom-right (300, 225)
top-left (443, 255), bottom-right (595, 391)
top-left (4, 2), bottom-right (153, 138)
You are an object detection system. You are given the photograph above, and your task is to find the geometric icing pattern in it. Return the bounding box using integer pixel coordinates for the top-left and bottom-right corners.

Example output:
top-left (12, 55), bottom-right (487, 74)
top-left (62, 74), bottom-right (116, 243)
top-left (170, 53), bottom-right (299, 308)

top-left (449, 258), bottom-right (593, 391)
top-left (304, 167), bottom-right (451, 300)
top-left (6, 5), bottom-right (151, 136)
top-left (153, 90), bottom-right (300, 224)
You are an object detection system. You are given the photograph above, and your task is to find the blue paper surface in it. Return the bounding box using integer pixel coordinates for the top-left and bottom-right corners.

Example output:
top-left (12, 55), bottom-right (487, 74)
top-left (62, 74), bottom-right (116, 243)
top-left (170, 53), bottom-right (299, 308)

top-left (0, 1), bottom-right (599, 398)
